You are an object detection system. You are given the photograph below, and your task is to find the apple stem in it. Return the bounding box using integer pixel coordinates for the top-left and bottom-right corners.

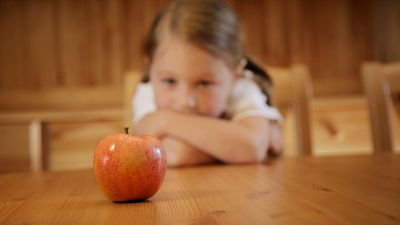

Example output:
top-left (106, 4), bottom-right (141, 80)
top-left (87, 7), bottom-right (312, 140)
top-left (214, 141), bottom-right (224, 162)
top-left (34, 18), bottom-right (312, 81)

top-left (124, 126), bottom-right (129, 134)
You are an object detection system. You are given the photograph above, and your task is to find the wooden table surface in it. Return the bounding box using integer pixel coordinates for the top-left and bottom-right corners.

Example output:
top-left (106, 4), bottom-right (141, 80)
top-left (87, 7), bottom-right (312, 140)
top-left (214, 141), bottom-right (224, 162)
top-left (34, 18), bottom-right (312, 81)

top-left (1, 154), bottom-right (399, 225)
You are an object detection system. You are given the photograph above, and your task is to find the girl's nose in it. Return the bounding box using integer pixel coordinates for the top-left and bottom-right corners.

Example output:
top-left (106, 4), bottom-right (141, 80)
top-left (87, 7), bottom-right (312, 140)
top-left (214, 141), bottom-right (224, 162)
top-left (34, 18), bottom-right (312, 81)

top-left (175, 89), bottom-right (197, 113)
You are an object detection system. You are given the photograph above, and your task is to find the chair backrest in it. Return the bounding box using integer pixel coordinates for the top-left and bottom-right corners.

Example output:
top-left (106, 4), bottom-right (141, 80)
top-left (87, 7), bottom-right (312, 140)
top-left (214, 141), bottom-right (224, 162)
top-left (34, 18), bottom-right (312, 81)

top-left (266, 64), bottom-right (313, 156)
top-left (362, 61), bottom-right (400, 153)
top-left (0, 87), bottom-right (122, 111)
top-left (123, 71), bottom-right (142, 127)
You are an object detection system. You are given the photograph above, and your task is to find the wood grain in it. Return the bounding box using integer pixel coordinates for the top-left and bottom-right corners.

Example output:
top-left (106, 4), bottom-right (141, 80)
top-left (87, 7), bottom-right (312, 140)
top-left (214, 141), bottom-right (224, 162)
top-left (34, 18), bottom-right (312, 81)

top-left (0, 0), bottom-right (399, 97)
top-left (0, 154), bottom-right (399, 224)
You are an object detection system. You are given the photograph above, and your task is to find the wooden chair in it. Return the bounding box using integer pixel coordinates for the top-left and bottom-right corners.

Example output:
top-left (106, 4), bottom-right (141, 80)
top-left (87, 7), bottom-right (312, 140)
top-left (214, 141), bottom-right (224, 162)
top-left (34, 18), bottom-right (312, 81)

top-left (0, 120), bottom-right (49, 172)
top-left (362, 61), bottom-right (400, 153)
top-left (266, 64), bottom-right (313, 156)
top-left (0, 87), bottom-right (125, 172)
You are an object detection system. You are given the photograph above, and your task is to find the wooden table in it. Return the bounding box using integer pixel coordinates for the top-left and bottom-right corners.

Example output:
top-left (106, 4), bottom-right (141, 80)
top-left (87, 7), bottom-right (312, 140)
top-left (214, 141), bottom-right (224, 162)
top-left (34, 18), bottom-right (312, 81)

top-left (1, 154), bottom-right (399, 225)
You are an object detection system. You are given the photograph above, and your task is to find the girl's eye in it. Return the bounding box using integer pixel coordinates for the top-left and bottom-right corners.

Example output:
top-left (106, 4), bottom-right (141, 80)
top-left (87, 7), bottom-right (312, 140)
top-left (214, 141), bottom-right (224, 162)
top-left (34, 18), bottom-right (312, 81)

top-left (162, 78), bottom-right (176, 86)
top-left (197, 80), bottom-right (213, 88)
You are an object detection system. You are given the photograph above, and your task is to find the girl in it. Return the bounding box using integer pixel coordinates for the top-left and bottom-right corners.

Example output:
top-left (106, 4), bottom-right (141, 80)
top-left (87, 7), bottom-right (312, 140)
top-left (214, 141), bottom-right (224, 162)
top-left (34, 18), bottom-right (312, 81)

top-left (132, 0), bottom-right (283, 167)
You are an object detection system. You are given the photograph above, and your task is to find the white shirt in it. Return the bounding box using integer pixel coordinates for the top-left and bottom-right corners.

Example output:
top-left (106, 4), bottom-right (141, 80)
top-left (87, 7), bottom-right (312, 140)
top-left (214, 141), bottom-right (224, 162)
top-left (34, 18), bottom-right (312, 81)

top-left (132, 76), bottom-right (282, 123)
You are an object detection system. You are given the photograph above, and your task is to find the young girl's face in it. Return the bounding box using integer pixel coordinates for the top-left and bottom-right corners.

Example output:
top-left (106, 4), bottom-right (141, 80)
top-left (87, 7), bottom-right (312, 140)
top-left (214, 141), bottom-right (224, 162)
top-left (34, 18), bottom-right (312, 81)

top-left (149, 37), bottom-right (239, 117)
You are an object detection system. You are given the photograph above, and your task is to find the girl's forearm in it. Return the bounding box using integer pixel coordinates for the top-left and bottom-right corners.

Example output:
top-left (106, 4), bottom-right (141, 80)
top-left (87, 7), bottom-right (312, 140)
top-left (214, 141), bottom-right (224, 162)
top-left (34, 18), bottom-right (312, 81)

top-left (161, 136), bottom-right (217, 167)
top-left (162, 111), bottom-right (270, 163)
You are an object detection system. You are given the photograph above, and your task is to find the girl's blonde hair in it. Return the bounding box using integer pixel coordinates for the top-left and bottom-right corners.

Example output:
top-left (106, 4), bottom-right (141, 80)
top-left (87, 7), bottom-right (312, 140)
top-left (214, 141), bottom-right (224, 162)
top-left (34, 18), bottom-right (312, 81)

top-left (142, 0), bottom-right (273, 105)
top-left (143, 0), bottom-right (242, 67)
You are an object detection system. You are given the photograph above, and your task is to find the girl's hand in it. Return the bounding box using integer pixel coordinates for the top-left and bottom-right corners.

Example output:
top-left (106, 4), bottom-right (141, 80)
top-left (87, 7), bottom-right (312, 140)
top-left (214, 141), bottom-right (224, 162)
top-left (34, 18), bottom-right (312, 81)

top-left (132, 110), bottom-right (174, 137)
top-left (268, 121), bottom-right (283, 156)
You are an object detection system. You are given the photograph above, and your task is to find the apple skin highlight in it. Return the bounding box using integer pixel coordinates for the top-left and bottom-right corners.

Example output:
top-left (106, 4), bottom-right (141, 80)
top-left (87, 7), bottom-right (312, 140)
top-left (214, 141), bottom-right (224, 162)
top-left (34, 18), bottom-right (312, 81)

top-left (93, 134), bottom-right (167, 202)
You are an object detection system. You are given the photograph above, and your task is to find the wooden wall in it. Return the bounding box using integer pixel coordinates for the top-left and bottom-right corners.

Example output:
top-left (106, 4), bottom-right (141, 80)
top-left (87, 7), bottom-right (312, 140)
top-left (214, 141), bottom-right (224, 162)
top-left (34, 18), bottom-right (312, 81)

top-left (0, 0), bottom-right (399, 98)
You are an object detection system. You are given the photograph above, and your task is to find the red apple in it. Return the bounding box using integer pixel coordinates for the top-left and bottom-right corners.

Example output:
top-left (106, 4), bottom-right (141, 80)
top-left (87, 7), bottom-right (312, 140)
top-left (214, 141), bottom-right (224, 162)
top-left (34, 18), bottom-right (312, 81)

top-left (93, 128), bottom-right (167, 202)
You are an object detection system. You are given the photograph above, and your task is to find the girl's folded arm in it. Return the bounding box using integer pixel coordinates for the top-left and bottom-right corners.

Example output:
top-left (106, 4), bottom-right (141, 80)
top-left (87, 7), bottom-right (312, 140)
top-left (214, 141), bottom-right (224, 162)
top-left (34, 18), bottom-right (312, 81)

top-left (134, 110), bottom-right (273, 163)
top-left (161, 136), bottom-right (217, 167)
